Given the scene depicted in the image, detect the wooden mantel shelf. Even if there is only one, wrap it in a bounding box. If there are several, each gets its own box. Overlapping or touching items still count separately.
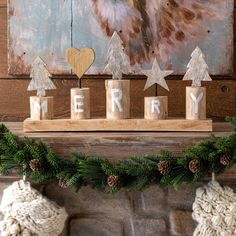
[2,122,236,179]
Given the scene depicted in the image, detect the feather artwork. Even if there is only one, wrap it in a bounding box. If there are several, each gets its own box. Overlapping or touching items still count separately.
[8,0,233,75]
[91,0,227,66]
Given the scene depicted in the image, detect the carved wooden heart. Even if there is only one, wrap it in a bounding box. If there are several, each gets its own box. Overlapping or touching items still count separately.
[66,48,95,78]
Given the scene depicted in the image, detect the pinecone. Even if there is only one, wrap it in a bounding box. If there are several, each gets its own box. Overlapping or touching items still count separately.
[189,160,201,173]
[107,175,119,188]
[59,178,68,188]
[29,159,42,172]
[157,160,171,175]
[220,153,232,166]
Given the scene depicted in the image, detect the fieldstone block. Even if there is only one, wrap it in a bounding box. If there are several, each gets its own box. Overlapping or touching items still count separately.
[131,218,167,236]
[134,186,167,216]
[169,210,196,236]
[168,183,203,208]
[70,218,123,236]
[45,183,131,215]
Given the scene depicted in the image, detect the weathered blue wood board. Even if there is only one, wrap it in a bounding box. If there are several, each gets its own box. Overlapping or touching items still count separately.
[8,0,72,75]
[8,0,234,76]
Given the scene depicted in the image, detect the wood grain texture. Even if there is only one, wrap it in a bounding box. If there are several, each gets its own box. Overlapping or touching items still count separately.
[8,0,72,75]
[144,96,168,120]
[186,87,206,120]
[71,88,90,119]
[30,96,54,120]
[105,80,130,119]
[66,48,95,78]
[23,118,212,132]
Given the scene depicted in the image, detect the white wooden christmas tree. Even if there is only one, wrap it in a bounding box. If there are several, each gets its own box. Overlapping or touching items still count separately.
[183,46,212,87]
[104,31,130,80]
[28,57,56,120]
[28,56,56,96]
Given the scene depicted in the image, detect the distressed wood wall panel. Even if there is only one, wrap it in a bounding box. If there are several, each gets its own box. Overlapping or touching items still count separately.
[8,0,72,75]
[8,0,234,75]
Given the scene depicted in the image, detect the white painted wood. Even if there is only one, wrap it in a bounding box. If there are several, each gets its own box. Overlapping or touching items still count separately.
[28,57,56,96]
[142,59,173,91]
[183,47,212,87]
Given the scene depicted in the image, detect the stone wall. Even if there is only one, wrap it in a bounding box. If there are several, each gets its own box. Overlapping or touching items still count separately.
[0,177,235,235]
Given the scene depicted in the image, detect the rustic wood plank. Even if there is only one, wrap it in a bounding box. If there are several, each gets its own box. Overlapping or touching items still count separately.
[2,121,236,179]
[0,0,6,8]
[8,0,72,75]
[4,122,232,158]
[0,7,8,77]
[66,48,95,78]
[23,118,213,132]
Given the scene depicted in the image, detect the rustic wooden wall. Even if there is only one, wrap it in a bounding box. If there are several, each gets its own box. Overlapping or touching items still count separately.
[0,0,235,121]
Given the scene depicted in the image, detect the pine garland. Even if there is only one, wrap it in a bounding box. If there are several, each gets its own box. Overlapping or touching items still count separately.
[0,117,236,194]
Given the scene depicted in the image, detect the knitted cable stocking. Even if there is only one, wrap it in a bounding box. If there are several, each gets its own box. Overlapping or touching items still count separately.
[0,180,68,236]
[192,181,236,236]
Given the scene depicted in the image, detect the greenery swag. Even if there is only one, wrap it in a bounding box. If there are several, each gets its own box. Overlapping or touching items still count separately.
[0,117,236,193]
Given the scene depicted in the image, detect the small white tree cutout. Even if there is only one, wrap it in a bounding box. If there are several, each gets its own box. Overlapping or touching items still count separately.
[28,56,56,96]
[104,31,130,80]
[183,46,212,87]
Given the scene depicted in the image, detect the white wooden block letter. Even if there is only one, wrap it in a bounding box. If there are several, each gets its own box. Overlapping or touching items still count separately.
[190,92,203,114]
[74,95,84,113]
[151,99,161,114]
[32,100,48,113]
[111,88,123,112]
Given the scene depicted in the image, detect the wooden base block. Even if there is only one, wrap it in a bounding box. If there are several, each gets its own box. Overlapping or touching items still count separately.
[186,86,206,120]
[30,96,54,120]
[106,80,130,119]
[145,96,168,120]
[23,118,213,132]
[71,87,90,119]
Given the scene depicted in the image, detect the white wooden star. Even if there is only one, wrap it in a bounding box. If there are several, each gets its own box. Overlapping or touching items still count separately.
[143,59,173,91]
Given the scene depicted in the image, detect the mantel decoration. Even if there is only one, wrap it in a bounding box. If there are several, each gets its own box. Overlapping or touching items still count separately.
[24,45,213,132]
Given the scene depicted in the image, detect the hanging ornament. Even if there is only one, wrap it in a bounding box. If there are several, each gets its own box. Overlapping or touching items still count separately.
[192,180,236,236]
[220,153,233,166]
[157,160,171,175]
[0,180,68,236]
[189,159,201,173]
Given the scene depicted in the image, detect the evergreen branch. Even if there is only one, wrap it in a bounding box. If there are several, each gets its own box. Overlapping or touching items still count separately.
[0,118,235,193]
